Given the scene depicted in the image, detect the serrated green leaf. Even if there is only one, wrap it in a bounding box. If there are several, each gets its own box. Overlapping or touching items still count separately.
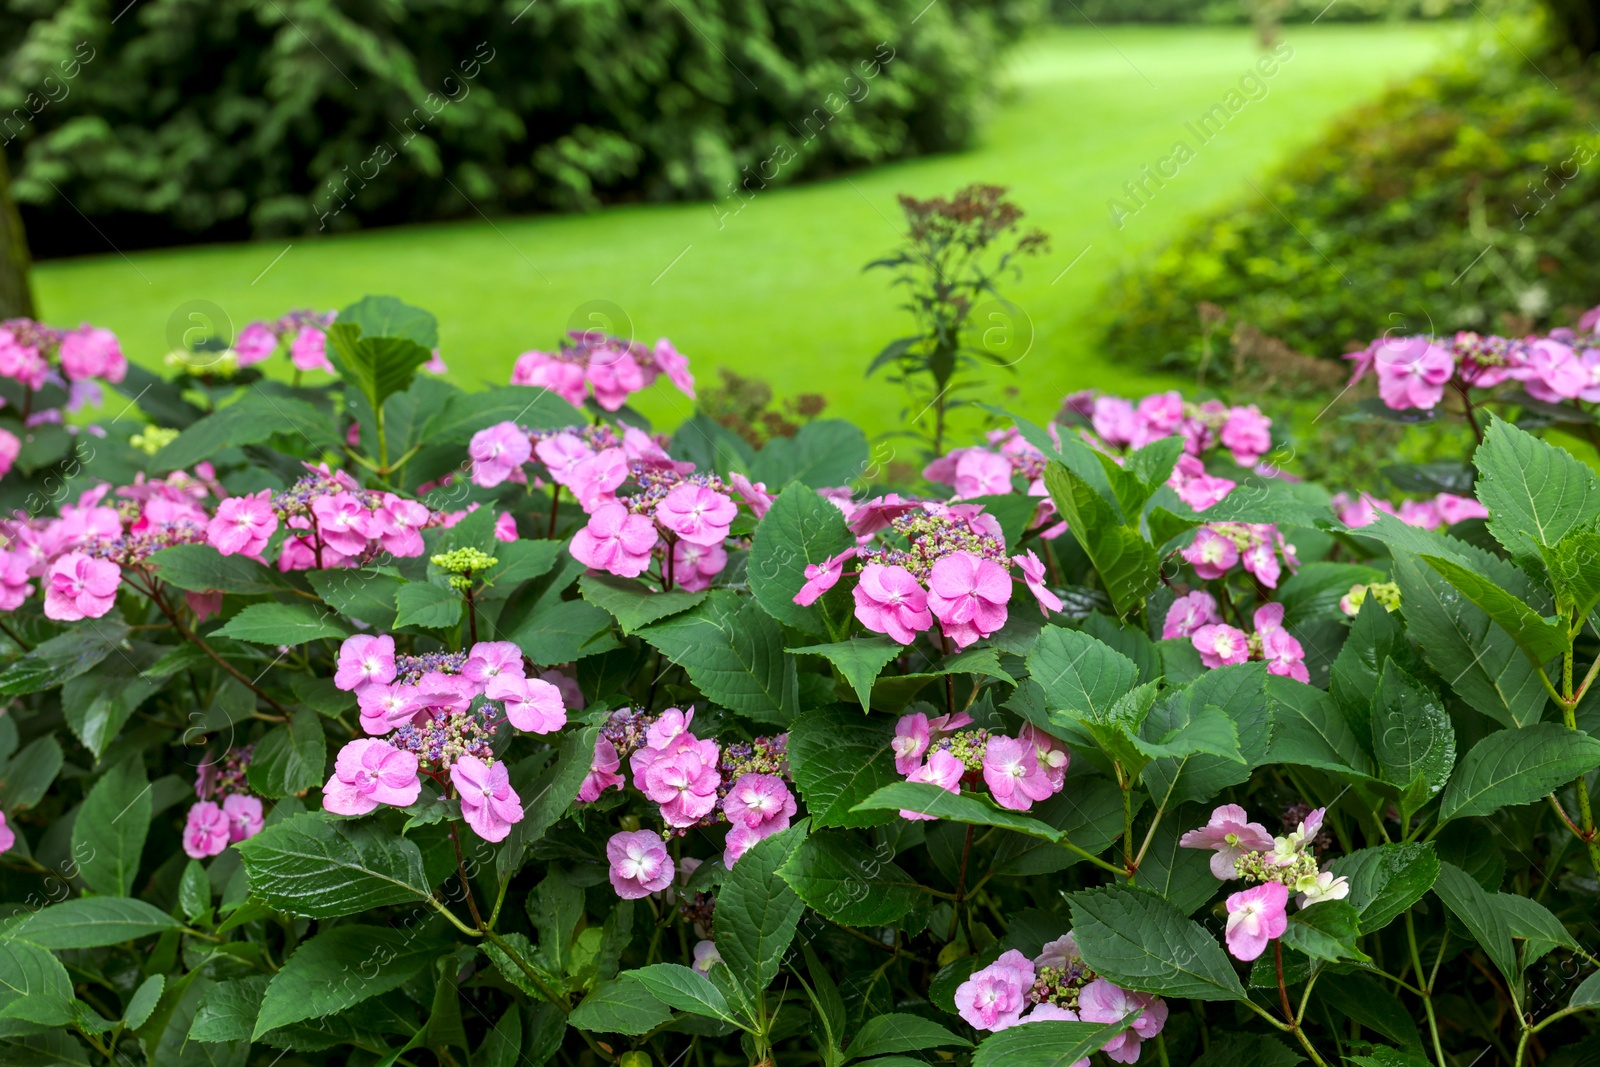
[1433,861,1516,983]
[393,581,464,630]
[579,573,706,634]
[71,756,150,897]
[253,925,446,1037]
[247,709,327,799]
[717,824,807,1005]
[1372,659,1455,818]
[1070,884,1246,1001]
[1043,460,1159,617]
[748,483,856,637]
[846,1013,970,1060]
[639,590,797,726]
[1441,722,1600,822]
[1283,901,1368,962]
[1475,415,1600,569]
[629,964,743,1026]
[789,707,898,829]
[777,830,918,926]
[9,898,181,948]
[1421,553,1567,665]
[569,976,673,1035]
[788,638,902,710]
[214,602,351,645]
[1332,842,1440,933]
[235,812,432,918]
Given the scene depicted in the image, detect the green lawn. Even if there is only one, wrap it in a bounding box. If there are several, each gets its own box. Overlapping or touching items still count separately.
[33,23,1459,438]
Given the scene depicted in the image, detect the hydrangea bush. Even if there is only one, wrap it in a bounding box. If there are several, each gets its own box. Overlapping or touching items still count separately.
[6,293,1600,1067]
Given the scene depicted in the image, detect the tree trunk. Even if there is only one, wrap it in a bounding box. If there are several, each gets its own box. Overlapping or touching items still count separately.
[0,149,35,320]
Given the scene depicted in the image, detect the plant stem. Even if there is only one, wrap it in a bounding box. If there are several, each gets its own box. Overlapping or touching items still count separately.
[1275,940,1293,1023]
[547,484,561,539]
[449,824,484,930]
[147,582,290,718]
[1406,911,1449,1067]
[1556,648,1600,883]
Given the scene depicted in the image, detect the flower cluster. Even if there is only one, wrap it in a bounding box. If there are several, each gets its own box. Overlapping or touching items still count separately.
[955,934,1168,1062]
[1163,597,1308,682]
[921,427,1068,538]
[1339,581,1401,616]
[231,310,338,373]
[262,466,443,570]
[510,331,695,411]
[323,635,578,842]
[1064,389,1275,467]
[1349,312,1600,411]
[1331,491,1488,530]
[0,319,127,478]
[890,711,1068,815]
[584,706,796,881]
[183,746,266,859]
[797,499,1060,649]
[569,466,748,589]
[1180,804,1348,961]
[1179,522,1299,589]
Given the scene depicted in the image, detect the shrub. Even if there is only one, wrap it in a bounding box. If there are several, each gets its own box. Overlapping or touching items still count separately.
[1097,23,1600,376]
[1053,0,1477,22]
[0,0,1034,255]
[10,288,1600,1065]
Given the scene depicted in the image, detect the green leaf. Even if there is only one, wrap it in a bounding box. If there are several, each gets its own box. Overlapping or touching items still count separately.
[1441,723,1600,822]
[0,735,63,812]
[61,652,165,760]
[326,324,432,414]
[1282,901,1368,962]
[1142,663,1273,808]
[639,590,797,726]
[789,707,898,829]
[0,936,73,1025]
[336,295,439,348]
[497,725,600,884]
[1475,415,1600,569]
[778,830,918,926]
[71,756,151,897]
[1332,843,1440,933]
[124,975,164,1030]
[214,602,351,645]
[506,597,621,666]
[1070,884,1247,1001]
[1134,806,1222,915]
[1133,702,1242,763]
[1319,973,1425,1054]
[569,976,673,1035]
[146,544,286,595]
[236,812,433,918]
[717,824,807,1005]
[246,709,327,799]
[393,581,464,630]
[788,638,903,710]
[748,483,856,637]
[853,782,1063,843]
[579,574,706,634]
[253,925,446,1037]
[0,621,128,696]
[1432,861,1516,983]
[1372,660,1456,818]
[1572,969,1600,1008]
[846,1013,970,1060]
[628,964,743,1026]
[970,1019,1133,1067]
[307,569,405,628]
[992,776,1125,877]
[1267,674,1375,778]
[179,859,211,922]
[750,419,869,490]
[150,393,343,472]
[9,898,181,948]
[1538,526,1600,621]
[478,539,565,600]
[1026,626,1139,726]
[1420,554,1568,665]
[1043,460,1159,617]
[1493,893,1578,967]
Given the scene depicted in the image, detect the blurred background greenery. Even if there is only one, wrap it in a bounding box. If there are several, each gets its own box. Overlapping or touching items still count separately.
[3,0,1597,438]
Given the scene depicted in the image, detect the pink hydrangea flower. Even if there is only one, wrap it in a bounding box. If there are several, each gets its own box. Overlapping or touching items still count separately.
[463,641,525,686]
[723,773,797,866]
[586,348,645,410]
[357,683,415,735]
[1012,550,1062,616]
[983,735,1057,811]
[653,339,696,397]
[926,552,1011,649]
[1219,405,1272,466]
[1396,499,1442,530]
[512,351,587,406]
[567,448,629,511]
[794,547,856,606]
[59,326,127,382]
[579,737,625,802]
[1241,538,1282,588]
[1179,803,1276,879]
[1261,627,1309,683]
[335,634,396,692]
[535,431,594,485]
[1182,527,1238,579]
[183,802,231,858]
[1019,724,1070,792]
[1162,590,1219,640]
[1225,881,1289,961]
[312,492,374,555]
[951,449,1015,498]
[1191,623,1250,669]
[892,712,932,775]
[1518,338,1585,402]
[373,495,430,557]
[1434,493,1487,525]
[1077,979,1169,1064]
[1168,453,1235,510]
[1375,337,1454,410]
[468,422,533,488]
[571,502,658,578]
[727,472,773,518]
[452,755,525,842]
[44,551,120,621]
[0,550,32,612]
[489,676,568,734]
[208,490,278,557]
[0,810,13,854]
[607,829,675,899]
[223,794,265,842]
[232,323,278,368]
[954,950,1035,1031]
[641,745,721,828]
[900,750,965,821]
[324,739,422,816]
[655,484,737,546]
[1091,396,1138,448]
[854,563,934,645]
[672,540,728,592]
[0,428,18,479]
[291,326,332,372]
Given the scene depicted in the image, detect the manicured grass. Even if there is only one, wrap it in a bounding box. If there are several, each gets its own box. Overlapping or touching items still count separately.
[33,23,1460,438]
